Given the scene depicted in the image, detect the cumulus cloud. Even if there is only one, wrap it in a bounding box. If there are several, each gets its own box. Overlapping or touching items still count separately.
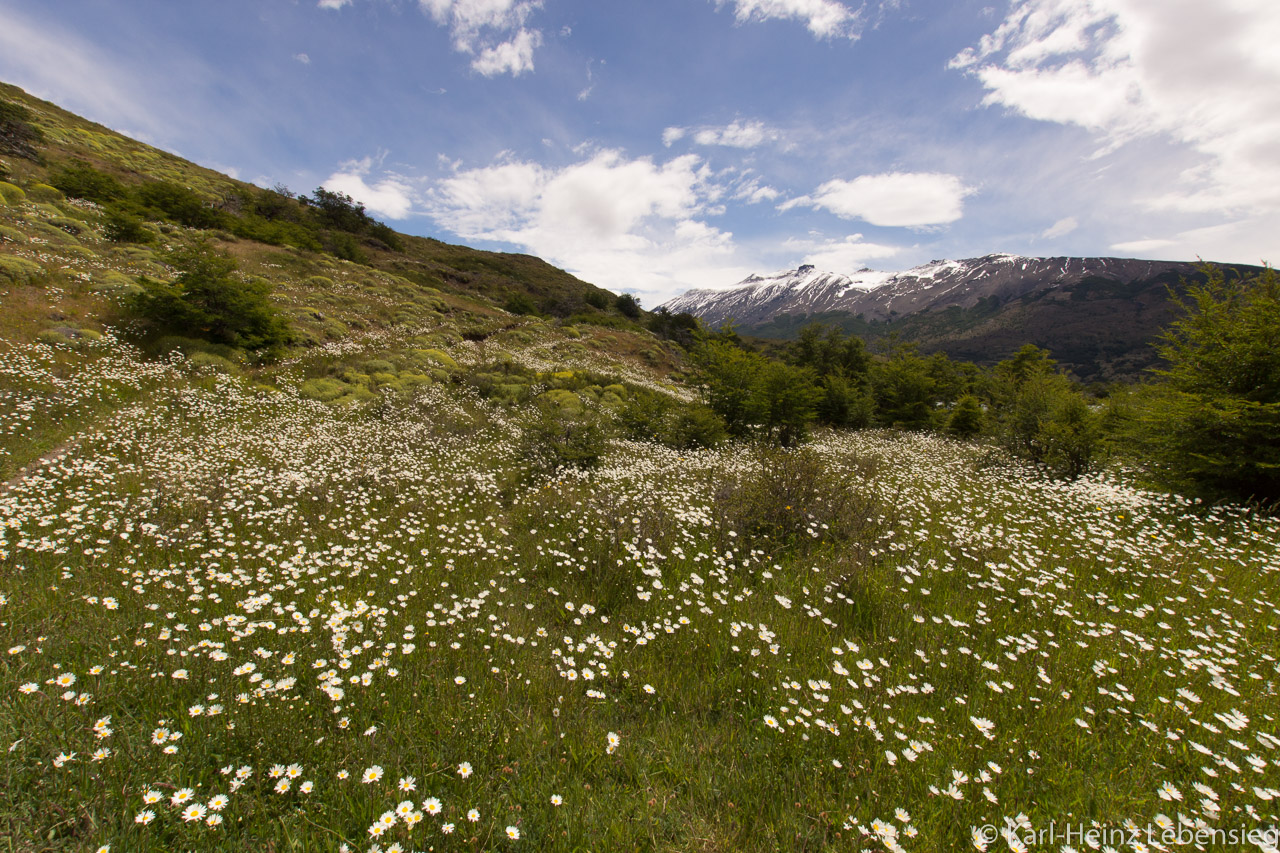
[426,150,742,302]
[782,234,901,271]
[324,158,416,220]
[952,0,1280,216]
[418,0,544,75]
[783,172,972,227]
[317,0,352,8]
[715,0,863,39]
[662,127,687,147]
[471,28,541,76]
[1041,216,1078,239]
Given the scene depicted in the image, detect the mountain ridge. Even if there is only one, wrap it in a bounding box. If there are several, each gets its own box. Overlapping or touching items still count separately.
[660,253,1268,381]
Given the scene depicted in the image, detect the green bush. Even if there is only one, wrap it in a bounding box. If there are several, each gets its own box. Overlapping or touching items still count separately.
[519,401,610,475]
[49,162,126,204]
[299,377,350,402]
[103,207,154,243]
[0,180,26,205]
[0,99,44,160]
[710,445,883,555]
[0,255,43,285]
[988,347,1101,478]
[947,394,985,439]
[131,241,291,355]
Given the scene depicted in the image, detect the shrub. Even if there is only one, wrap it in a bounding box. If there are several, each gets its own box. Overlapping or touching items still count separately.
[132,241,291,355]
[50,162,126,204]
[710,445,882,555]
[504,293,539,316]
[664,403,728,450]
[103,207,153,243]
[0,255,43,285]
[0,180,26,205]
[518,401,610,475]
[0,99,44,160]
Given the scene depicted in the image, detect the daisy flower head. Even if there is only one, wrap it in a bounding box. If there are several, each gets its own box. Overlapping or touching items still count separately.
[171,788,195,806]
[362,765,384,784]
[181,803,207,822]
[398,775,416,792]
[423,797,442,815]
[135,810,155,825]
[506,825,521,840]
[467,808,480,822]
[550,794,562,806]
[457,761,473,778]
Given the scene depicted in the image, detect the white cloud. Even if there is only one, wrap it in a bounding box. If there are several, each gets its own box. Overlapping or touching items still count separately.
[1109,237,1174,253]
[1109,216,1276,264]
[1041,216,1078,239]
[426,150,743,302]
[715,0,863,39]
[692,119,779,149]
[953,0,1280,216]
[782,234,901,271]
[324,159,416,220]
[0,8,163,140]
[317,0,352,8]
[784,172,972,227]
[662,127,687,147]
[733,177,781,205]
[471,28,540,76]
[418,0,543,74]
[293,53,312,64]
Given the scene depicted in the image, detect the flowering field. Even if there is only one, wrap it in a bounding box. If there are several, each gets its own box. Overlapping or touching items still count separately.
[3,335,1280,852]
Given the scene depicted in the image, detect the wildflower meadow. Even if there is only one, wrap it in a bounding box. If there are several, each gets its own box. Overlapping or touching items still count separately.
[2,330,1279,852]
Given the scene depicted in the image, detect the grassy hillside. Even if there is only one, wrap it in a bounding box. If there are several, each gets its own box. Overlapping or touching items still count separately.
[2,86,1280,852]
[0,81,658,343]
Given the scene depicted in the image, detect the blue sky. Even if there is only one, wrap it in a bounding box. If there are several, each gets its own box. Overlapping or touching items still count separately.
[1,0,1276,305]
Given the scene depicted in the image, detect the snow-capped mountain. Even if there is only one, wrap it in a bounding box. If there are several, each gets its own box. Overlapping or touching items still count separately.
[659,254,1195,329]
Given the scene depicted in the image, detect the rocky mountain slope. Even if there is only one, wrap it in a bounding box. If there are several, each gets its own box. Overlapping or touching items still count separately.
[662,254,1267,381]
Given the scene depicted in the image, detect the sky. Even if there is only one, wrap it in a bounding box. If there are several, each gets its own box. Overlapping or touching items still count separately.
[0,0,1276,306]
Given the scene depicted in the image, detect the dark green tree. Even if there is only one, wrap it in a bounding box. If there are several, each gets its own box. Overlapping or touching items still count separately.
[615,293,642,319]
[132,241,291,354]
[947,394,985,439]
[1126,264,1280,503]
